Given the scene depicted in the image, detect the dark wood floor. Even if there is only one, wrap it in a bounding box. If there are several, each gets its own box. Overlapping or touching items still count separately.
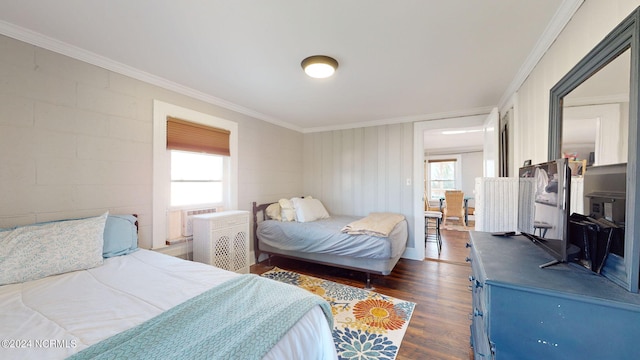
[250,229,474,360]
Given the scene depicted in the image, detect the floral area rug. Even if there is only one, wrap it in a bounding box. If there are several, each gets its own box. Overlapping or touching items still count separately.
[261,267,416,360]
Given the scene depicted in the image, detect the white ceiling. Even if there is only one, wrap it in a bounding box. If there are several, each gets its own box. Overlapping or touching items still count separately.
[0,0,575,132]
[424,125,486,153]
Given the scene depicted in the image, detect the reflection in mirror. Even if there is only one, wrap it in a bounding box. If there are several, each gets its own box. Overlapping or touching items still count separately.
[562,50,630,274]
[562,49,630,167]
[547,8,640,292]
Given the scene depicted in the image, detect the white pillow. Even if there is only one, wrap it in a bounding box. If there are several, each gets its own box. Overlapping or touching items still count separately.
[278,198,296,222]
[292,198,330,222]
[0,212,108,285]
[265,203,282,221]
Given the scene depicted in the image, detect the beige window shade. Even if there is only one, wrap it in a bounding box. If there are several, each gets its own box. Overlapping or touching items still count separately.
[166,116,230,156]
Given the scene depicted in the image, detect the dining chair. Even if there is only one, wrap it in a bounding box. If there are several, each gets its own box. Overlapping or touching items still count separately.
[443,190,466,226]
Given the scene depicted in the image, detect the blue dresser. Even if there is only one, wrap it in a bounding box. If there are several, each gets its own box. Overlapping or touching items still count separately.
[468,231,640,359]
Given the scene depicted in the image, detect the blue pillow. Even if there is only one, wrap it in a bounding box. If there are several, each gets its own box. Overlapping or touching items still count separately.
[103,214,139,258]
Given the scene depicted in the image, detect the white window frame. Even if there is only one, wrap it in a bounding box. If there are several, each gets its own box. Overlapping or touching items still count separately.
[152,100,238,249]
[427,154,462,200]
[169,150,226,208]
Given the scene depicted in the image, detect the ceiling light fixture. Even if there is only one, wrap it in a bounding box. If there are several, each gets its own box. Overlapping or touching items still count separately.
[301,55,338,78]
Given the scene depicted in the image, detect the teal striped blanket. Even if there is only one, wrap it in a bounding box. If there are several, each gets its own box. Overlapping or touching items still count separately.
[69,274,333,360]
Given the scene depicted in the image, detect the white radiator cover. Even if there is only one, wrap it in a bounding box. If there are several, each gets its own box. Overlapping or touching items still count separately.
[192,210,250,274]
[474,177,519,232]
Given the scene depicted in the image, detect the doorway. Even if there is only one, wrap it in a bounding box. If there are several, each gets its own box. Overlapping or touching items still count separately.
[413,115,486,260]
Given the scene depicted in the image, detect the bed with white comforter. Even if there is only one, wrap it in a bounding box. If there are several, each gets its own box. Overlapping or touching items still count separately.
[0,213,336,360]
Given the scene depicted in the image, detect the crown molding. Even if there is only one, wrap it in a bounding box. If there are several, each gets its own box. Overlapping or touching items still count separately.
[0,20,303,133]
[497,0,585,109]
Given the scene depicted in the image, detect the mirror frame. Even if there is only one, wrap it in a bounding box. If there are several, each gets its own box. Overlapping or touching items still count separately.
[549,7,640,292]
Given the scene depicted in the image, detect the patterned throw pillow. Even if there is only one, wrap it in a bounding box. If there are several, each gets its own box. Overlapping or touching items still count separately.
[0,212,108,285]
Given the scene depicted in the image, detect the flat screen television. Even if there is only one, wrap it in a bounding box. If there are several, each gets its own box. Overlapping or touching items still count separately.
[517,158,579,268]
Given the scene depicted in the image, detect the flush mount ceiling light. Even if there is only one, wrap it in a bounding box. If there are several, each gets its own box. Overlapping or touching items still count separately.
[301,55,338,78]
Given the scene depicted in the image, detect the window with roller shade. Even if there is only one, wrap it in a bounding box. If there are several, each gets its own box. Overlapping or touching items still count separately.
[152,100,239,249]
[167,117,230,207]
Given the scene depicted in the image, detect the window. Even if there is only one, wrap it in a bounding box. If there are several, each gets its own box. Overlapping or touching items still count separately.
[153,100,238,249]
[427,156,461,200]
[170,151,224,207]
[166,116,231,209]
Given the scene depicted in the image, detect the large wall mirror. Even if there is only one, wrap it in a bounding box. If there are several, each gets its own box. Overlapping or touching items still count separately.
[549,7,640,292]
[562,49,629,166]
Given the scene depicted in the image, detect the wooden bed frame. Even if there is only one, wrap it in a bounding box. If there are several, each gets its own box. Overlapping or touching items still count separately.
[252,201,405,289]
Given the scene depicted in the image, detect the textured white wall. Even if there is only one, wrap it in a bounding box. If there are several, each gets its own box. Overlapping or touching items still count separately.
[0,34,303,250]
[514,0,640,164]
[302,124,415,249]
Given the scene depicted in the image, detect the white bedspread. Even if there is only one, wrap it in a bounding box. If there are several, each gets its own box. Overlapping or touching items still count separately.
[0,249,337,360]
[341,212,406,237]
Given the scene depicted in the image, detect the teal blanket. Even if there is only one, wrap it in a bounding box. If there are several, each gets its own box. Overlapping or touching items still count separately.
[68,274,333,360]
